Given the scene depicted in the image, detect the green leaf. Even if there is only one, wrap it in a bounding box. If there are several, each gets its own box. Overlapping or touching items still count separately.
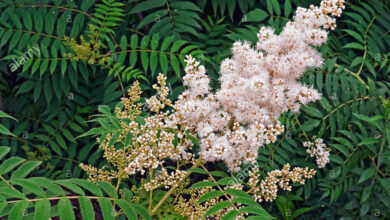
[300,119,321,132]
[204,201,231,217]
[55,180,85,195]
[71,179,103,197]
[379,178,390,195]
[197,191,224,203]
[31,59,41,75]
[17,32,30,50]
[0,111,17,121]
[44,78,53,103]
[301,106,324,118]
[8,200,28,220]
[270,0,281,15]
[81,0,95,11]
[0,124,16,137]
[266,0,273,15]
[190,181,216,189]
[239,206,274,219]
[8,31,22,52]
[246,9,268,22]
[341,29,364,43]
[8,12,22,29]
[22,58,33,73]
[352,113,383,123]
[358,168,376,184]
[30,177,66,195]
[210,171,228,177]
[79,196,95,220]
[290,207,313,219]
[98,105,111,114]
[161,36,174,51]
[151,33,159,50]
[361,186,371,203]
[343,42,365,50]
[232,197,260,207]
[224,189,251,198]
[357,137,380,146]
[221,210,240,220]
[33,80,42,103]
[45,13,55,35]
[0,157,25,175]
[11,160,41,179]
[120,35,127,51]
[0,187,26,199]
[0,30,12,47]
[34,199,51,220]
[59,198,75,220]
[170,54,180,79]
[160,53,168,73]
[115,199,137,220]
[122,188,133,202]
[217,177,236,185]
[188,167,208,174]
[11,179,45,197]
[171,40,187,53]
[34,11,43,32]
[130,203,152,220]
[98,197,114,220]
[0,146,10,160]
[56,135,67,150]
[96,181,118,199]
[284,0,292,17]
[170,1,202,11]
[150,51,157,76]
[16,81,35,95]
[22,12,32,30]
[141,51,148,73]
[129,0,165,14]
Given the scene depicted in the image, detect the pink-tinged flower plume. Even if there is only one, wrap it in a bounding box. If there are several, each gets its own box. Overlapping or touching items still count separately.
[174,0,344,171]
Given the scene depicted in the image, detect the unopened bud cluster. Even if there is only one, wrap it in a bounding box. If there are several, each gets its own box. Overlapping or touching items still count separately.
[144,168,188,191]
[248,164,316,202]
[80,74,194,183]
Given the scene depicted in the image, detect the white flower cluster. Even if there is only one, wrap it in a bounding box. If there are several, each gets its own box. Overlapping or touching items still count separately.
[173,0,344,171]
[303,137,331,168]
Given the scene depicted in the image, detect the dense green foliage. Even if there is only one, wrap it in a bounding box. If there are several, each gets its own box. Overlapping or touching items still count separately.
[0,0,389,219]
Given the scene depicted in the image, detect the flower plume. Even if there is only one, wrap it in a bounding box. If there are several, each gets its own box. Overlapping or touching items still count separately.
[174,0,345,171]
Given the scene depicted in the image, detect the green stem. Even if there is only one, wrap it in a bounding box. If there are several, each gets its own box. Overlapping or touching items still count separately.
[371,117,389,186]
[333,64,368,89]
